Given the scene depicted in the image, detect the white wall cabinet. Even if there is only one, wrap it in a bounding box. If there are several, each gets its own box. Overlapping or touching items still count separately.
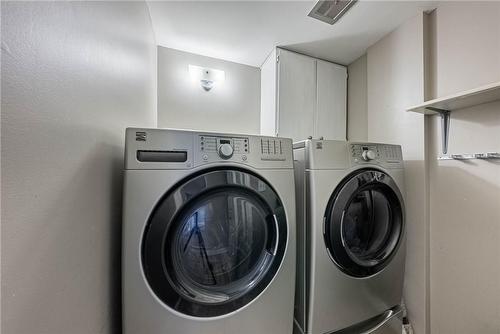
[260,48,347,142]
[277,49,317,142]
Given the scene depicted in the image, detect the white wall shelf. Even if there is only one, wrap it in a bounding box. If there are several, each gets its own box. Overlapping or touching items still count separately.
[407,81,500,115]
[438,152,500,161]
[406,81,500,156]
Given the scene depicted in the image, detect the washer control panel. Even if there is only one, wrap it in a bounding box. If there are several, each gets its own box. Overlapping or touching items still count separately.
[260,138,286,161]
[200,135,249,160]
[125,128,293,170]
[198,135,290,164]
[350,143,403,166]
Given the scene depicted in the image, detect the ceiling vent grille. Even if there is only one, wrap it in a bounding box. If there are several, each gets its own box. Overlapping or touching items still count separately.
[308,0,357,25]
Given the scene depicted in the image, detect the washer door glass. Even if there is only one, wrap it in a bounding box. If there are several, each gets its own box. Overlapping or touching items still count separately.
[170,188,273,303]
[142,169,287,317]
[324,169,404,277]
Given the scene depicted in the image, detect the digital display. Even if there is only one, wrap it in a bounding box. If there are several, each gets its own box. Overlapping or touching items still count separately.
[220,139,230,144]
[362,146,369,150]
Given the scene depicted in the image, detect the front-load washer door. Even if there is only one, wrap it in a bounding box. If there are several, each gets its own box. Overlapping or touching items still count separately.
[142,168,288,317]
[323,169,405,278]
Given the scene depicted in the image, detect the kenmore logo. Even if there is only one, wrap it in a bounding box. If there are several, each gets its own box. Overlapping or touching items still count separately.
[136,131,146,141]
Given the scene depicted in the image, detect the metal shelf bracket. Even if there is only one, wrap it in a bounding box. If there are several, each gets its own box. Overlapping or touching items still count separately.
[426,107,450,154]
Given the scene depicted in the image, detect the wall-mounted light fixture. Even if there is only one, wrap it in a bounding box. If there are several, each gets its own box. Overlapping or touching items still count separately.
[188,65,225,91]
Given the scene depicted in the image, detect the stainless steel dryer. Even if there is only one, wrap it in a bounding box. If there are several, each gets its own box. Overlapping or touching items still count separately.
[122,128,296,334]
[293,140,406,334]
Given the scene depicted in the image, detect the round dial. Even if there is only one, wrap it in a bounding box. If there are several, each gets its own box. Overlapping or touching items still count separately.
[218,143,234,159]
[362,150,376,161]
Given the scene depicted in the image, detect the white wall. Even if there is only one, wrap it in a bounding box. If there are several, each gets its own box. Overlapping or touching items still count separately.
[366,13,429,334]
[157,46,261,134]
[428,3,500,334]
[347,54,367,141]
[351,3,500,333]
[1,2,156,333]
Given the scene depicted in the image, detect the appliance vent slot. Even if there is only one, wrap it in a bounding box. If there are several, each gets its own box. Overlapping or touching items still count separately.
[308,0,357,25]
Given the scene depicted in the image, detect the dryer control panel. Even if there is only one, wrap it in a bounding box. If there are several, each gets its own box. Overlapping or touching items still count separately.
[350,143,403,168]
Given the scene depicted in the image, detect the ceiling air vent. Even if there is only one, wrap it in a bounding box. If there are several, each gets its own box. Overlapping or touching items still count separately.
[308,0,357,25]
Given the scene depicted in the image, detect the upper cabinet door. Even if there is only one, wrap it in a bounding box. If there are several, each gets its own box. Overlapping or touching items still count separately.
[316,60,347,141]
[260,49,277,137]
[277,49,316,142]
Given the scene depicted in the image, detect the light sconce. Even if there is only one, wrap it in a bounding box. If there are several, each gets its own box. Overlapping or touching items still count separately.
[188,65,225,91]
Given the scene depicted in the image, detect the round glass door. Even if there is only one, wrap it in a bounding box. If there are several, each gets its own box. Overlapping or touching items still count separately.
[142,169,287,317]
[324,169,404,277]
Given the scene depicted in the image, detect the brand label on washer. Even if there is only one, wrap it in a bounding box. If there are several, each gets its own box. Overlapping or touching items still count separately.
[136,131,146,141]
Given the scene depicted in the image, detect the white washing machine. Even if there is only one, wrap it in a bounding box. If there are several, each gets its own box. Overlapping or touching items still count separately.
[293,140,406,334]
[122,128,296,334]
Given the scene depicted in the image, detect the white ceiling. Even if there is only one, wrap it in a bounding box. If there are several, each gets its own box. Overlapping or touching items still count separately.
[147,1,437,67]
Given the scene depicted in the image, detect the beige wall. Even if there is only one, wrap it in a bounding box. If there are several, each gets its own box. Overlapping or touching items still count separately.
[430,2,500,98]
[366,13,429,334]
[347,54,367,141]
[350,2,500,333]
[1,2,157,333]
[428,3,500,334]
[157,46,261,134]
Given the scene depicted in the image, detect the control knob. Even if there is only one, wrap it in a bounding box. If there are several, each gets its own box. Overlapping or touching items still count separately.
[218,143,234,159]
[362,150,376,161]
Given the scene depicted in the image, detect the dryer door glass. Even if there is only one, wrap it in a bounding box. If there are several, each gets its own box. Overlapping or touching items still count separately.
[324,169,404,277]
[342,188,393,265]
[142,169,287,317]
